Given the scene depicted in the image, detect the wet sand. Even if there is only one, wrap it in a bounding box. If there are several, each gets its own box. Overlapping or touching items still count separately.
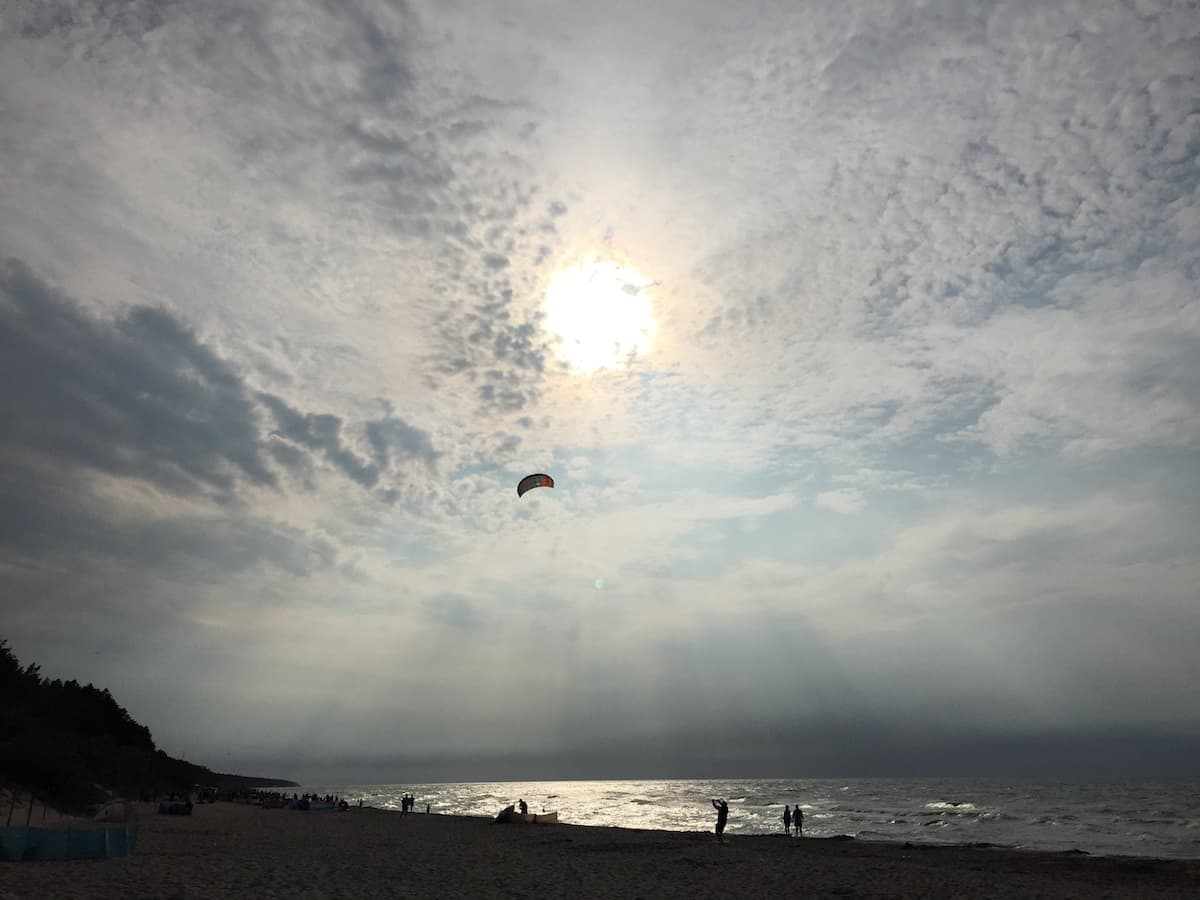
[1,801,1197,899]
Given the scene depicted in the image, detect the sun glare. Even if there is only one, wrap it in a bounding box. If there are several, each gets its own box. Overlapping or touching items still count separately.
[542,257,656,373]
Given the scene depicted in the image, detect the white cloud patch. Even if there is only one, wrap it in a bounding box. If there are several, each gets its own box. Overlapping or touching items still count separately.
[816,489,866,514]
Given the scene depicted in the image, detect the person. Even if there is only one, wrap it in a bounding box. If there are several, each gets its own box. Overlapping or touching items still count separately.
[711,798,729,843]
[783,804,792,836]
[518,799,528,816]
[795,805,803,836]
[426,803,430,814]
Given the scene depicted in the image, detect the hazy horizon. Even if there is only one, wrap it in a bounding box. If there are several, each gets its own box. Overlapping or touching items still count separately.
[2,1,1197,782]
[231,723,1200,785]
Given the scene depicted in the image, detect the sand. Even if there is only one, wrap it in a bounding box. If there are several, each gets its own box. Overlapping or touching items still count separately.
[1,801,1197,899]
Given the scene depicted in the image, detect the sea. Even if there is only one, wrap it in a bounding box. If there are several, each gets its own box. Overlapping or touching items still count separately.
[285,778,1200,859]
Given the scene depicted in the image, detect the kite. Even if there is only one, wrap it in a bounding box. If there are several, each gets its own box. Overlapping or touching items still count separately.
[517,473,554,498]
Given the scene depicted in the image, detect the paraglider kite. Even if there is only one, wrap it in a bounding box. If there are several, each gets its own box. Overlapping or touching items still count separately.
[517,473,554,498]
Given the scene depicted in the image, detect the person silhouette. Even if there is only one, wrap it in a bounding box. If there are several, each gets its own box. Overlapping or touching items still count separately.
[518,799,528,816]
[711,798,729,843]
[795,804,804,836]
[784,804,792,835]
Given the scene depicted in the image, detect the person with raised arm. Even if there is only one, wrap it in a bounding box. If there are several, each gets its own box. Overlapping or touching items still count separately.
[711,798,729,843]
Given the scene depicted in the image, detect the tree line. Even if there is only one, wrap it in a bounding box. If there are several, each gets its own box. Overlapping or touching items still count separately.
[1,639,295,814]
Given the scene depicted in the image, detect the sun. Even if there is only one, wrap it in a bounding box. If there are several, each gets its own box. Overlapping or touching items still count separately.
[542,257,657,373]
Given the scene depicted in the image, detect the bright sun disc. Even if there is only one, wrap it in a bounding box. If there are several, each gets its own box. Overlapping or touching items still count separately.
[542,258,656,373]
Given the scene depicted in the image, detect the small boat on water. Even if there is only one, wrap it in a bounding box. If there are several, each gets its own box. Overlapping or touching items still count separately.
[494,805,558,824]
[515,811,558,824]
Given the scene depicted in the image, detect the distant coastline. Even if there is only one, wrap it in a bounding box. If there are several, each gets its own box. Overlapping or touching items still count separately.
[195,773,301,790]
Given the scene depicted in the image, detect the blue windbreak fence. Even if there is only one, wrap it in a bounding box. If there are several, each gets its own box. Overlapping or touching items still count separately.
[0,824,138,861]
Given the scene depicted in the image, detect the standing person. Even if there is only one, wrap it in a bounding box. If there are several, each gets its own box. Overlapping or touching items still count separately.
[795,804,803,836]
[783,804,792,836]
[711,798,729,844]
[518,799,528,816]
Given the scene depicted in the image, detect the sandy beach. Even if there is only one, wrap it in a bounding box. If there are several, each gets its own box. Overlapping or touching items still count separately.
[1,801,1197,899]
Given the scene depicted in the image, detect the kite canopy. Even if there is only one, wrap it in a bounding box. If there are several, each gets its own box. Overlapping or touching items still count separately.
[517,473,554,497]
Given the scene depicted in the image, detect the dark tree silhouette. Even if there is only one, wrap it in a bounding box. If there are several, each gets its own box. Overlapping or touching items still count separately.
[1,639,294,813]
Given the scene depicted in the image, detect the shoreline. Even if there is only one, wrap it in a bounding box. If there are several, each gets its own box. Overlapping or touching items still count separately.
[1,801,1196,899]
[359,803,1189,862]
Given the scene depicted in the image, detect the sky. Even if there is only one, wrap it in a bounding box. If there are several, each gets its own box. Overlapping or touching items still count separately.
[1,0,1198,782]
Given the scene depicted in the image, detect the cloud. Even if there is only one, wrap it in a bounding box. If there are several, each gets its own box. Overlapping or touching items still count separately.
[0,258,440,585]
[596,0,1200,473]
[815,489,865,514]
[258,392,438,496]
[365,415,439,470]
[945,267,1200,457]
[260,393,379,488]
[0,258,275,500]
[422,593,482,631]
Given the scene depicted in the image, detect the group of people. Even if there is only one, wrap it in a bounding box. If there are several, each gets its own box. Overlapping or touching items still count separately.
[783,803,804,836]
[708,798,804,843]
[398,793,431,815]
[304,793,341,804]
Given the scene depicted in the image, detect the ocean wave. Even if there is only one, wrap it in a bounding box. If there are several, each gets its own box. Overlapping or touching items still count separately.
[284,778,1200,859]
